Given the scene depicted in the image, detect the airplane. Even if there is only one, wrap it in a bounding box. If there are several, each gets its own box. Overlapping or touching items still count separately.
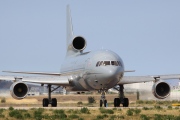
[1,5,180,107]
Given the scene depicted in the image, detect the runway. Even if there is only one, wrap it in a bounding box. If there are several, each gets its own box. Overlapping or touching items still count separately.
[0,106,151,110]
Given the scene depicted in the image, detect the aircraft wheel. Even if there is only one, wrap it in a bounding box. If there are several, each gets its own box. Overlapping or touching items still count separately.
[104,100,107,107]
[123,98,129,107]
[51,98,57,107]
[43,98,49,107]
[114,98,120,107]
[114,98,117,107]
[100,100,103,107]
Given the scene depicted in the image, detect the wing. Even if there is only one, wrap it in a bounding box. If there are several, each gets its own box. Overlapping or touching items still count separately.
[118,74,180,84]
[0,69,84,86]
[0,75,17,81]
[2,70,83,76]
[3,71,61,76]
[0,75,70,86]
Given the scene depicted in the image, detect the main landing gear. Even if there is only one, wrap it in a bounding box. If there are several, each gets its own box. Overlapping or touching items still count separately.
[99,85,129,107]
[42,85,60,107]
[114,85,129,107]
[100,90,107,107]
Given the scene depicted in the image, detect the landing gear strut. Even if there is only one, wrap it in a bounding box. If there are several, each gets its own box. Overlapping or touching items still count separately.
[42,85,60,107]
[100,90,107,107]
[114,85,129,107]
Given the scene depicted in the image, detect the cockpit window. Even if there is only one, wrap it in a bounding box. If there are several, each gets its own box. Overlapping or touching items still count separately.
[111,61,118,66]
[103,61,110,66]
[111,61,115,65]
[96,61,122,67]
[96,61,100,67]
[117,61,122,66]
[99,61,104,66]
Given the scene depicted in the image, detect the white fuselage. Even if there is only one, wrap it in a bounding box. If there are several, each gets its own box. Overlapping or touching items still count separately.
[61,49,124,91]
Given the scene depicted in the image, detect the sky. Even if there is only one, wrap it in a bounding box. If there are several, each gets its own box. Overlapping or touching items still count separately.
[0,1,180,77]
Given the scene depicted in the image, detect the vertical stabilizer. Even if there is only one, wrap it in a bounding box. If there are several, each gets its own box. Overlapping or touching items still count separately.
[66,5,74,48]
[66,5,87,57]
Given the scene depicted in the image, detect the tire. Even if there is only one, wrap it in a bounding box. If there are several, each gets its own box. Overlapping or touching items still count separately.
[114,98,117,107]
[117,98,120,107]
[114,98,120,107]
[104,100,107,107]
[43,98,49,107]
[51,98,57,107]
[123,98,129,107]
[100,100,103,107]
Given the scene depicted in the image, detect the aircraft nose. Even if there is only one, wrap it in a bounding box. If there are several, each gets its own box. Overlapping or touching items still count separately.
[104,67,121,78]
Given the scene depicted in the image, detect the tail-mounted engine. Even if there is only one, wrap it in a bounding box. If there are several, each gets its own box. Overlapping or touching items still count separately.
[152,81,170,99]
[70,36,86,52]
[10,81,29,100]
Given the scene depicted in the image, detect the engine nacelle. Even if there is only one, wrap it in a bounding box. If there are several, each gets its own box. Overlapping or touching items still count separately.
[10,82,29,100]
[152,81,170,99]
[72,36,86,51]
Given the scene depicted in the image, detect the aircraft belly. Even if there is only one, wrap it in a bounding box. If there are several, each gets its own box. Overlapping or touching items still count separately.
[67,73,121,91]
[66,74,92,91]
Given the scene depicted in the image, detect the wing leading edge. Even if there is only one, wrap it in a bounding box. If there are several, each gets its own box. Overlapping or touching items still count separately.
[3,71,61,76]
[2,69,86,76]
[21,76,69,86]
[0,75,70,86]
[118,74,180,84]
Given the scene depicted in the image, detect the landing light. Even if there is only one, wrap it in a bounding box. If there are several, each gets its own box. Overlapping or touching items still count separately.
[94,80,98,83]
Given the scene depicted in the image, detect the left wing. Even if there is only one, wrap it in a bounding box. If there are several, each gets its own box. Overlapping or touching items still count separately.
[118,74,180,84]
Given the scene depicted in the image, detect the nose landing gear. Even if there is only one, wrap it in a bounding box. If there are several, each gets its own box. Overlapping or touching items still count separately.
[100,90,107,107]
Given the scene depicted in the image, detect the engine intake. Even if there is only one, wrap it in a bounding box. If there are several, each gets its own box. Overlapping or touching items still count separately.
[152,81,170,99]
[72,36,86,51]
[10,82,29,100]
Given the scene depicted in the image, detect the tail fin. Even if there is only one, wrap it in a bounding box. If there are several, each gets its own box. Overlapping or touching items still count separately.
[66,5,87,56]
[66,5,73,48]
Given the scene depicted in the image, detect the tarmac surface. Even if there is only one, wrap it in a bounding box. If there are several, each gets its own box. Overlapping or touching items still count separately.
[0,106,155,110]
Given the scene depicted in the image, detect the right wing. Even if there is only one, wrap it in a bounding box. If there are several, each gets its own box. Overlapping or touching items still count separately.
[0,75,70,86]
[22,76,70,86]
[2,71,61,76]
[2,70,84,76]
[0,75,17,81]
[0,70,83,86]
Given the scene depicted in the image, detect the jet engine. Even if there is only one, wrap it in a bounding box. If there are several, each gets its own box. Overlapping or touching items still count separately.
[152,81,170,99]
[10,81,29,100]
[72,36,86,51]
